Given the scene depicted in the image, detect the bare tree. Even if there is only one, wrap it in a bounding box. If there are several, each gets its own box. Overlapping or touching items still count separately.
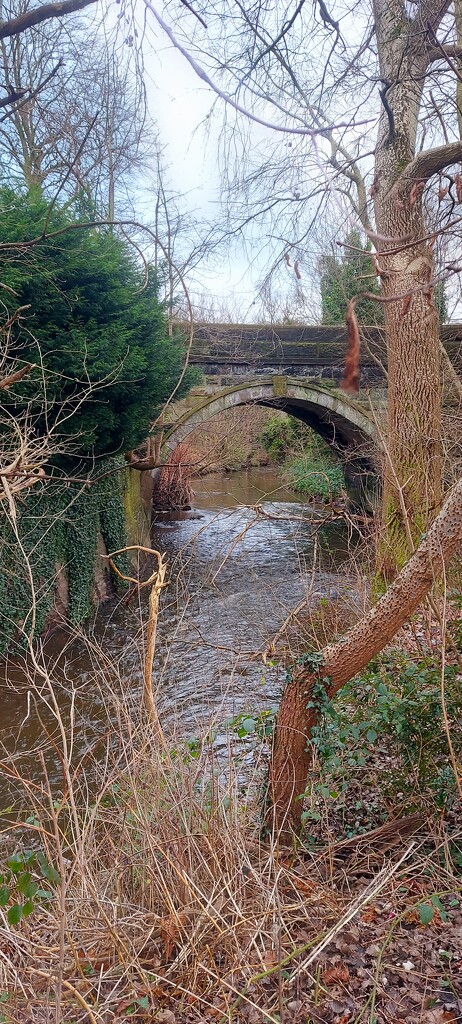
[151,0,462,572]
[0,0,155,216]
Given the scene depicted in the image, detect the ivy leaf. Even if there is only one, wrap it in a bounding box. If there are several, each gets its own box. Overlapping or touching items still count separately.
[430,895,447,922]
[35,888,53,900]
[0,886,10,907]
[7,904,23,925]
[16,872,31,895]
[418,903,434,925]
[20,880,38,901]
[6,854,24,875]
[36,853,61,884]
[241,718,256,735]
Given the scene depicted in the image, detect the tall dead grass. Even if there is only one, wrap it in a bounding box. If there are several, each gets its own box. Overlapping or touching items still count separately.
[0,658,344,1023]
[1,640,460,1024]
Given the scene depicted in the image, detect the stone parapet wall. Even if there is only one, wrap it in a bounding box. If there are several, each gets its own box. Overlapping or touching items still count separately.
[175,321,462,378]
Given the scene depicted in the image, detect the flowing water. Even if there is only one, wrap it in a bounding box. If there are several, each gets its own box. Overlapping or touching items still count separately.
[0,468,355,806]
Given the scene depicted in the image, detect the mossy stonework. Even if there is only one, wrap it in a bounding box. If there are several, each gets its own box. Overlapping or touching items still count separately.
[163,377,379,494]
[0,459,130,653]
[123,467,152,546]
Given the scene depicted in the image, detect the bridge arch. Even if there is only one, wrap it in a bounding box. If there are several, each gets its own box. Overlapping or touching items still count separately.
[162,377,380,491]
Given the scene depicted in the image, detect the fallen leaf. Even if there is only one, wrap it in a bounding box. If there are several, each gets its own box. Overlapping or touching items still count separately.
[323,962,350,985]
[159,912,187,961]
[361,906,379,923]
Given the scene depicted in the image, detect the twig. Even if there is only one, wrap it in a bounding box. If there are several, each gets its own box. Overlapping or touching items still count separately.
[106,546,169,749]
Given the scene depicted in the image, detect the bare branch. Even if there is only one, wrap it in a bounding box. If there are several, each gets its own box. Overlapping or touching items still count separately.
[0,0,98,40]
[142,0,373,139]
[394,141,462,191]
[0,362,33,390]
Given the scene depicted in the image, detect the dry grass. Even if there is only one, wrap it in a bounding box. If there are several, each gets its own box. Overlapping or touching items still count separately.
[0,671,344,1023]
[1,657,461,1024]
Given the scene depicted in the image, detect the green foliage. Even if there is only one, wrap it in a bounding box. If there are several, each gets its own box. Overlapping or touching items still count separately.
[303,653,462,838]
[0,187,195,460]
[320,228,447,325]
[417,897,448,926]
[0,461,129,651]
[320,229,383,325]
[226,708,275,741]
[285,450,345,501]
[258,415,300,461]
[0,848,60,927]
[434,280,448,323]
[259,417,346,500]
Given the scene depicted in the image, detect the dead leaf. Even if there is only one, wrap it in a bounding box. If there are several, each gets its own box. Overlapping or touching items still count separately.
[263,947,278,968]
[361,906,379,923]
[341,298,360,395]
[157,1011,176,1024]
[159,912,187,961]
[323,962,350,985]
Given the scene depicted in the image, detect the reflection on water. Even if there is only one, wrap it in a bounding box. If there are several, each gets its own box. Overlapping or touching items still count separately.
[0,468,354,803]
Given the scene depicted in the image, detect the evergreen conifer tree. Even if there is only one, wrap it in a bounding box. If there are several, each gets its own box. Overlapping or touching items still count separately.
[0,188,194,462]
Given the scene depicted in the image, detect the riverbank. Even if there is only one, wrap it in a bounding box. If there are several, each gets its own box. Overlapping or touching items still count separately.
[2,633,461,1024]
[1,468,461,1022]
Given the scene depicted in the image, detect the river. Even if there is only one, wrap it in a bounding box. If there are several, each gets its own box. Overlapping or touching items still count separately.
[0,467,354,806]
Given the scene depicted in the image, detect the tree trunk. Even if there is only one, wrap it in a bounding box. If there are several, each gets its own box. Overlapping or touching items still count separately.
[269,476,462,833]
[377,210,442,576]
[372,0,443,575]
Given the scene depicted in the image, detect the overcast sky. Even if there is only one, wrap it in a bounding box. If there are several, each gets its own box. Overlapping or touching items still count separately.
[138,17,259,315]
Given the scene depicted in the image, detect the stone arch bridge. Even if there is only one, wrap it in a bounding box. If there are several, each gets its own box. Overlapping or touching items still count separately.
[160,375,380,492]
[146,322,461,492]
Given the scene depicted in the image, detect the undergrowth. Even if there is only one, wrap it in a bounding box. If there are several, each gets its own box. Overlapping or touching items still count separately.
[299,651,462,844]
[0,637,461,1023]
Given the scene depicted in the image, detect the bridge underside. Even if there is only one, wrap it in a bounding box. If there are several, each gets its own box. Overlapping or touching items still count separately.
[162,378,381,497]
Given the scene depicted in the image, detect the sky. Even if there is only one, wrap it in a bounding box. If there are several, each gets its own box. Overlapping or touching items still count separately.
[124,4,325,322]
[140,15,263,316]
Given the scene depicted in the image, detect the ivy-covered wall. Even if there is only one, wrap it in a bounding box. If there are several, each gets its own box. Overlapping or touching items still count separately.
[0,460,130,653]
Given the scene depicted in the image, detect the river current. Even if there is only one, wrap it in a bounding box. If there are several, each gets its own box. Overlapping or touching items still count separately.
[0,467,353,804]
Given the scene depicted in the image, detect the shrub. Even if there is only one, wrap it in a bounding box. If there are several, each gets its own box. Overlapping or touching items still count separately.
[285,454,345,500]
[0,187,195,461]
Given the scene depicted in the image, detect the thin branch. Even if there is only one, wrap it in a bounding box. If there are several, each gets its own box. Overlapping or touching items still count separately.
[142,0,374,138]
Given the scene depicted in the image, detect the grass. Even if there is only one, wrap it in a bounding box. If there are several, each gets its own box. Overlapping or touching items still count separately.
[284,456,345,501]
[0,666,343,1022]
